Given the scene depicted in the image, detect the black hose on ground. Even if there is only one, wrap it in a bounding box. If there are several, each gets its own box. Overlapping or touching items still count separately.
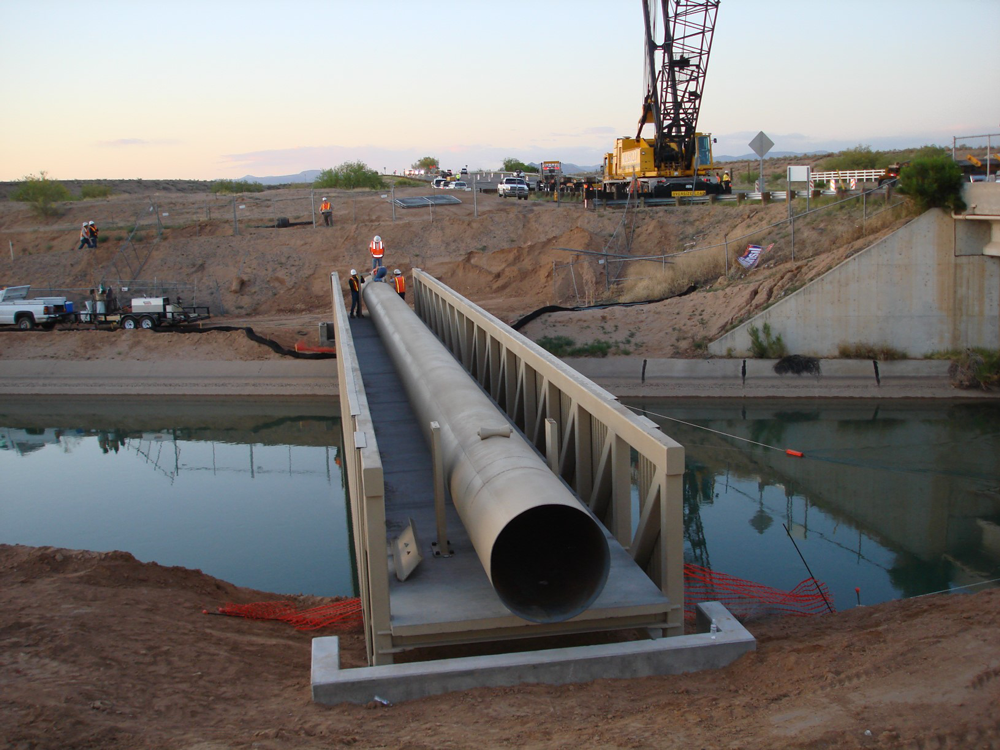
[150,325,336,359]
[509,284,698,331]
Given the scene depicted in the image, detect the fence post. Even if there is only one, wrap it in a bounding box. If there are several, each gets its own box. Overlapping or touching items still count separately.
[232,196,239,236]
[391,185,396,222]
[311,190,316,228]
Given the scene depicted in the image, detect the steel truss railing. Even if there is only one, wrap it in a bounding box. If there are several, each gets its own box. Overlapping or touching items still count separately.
[330,272,389,666]
[412,269,686,634]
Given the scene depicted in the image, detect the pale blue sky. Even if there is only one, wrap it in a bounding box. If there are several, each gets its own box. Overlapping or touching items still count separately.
[1,0,997,180]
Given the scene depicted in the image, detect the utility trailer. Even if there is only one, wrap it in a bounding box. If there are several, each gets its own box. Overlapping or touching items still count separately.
[79,295,210,330]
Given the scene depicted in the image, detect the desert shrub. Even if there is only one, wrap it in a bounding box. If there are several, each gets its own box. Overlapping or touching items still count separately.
[314,162,384,190]
[619,249,724,303]
[817,145,880,172]
[897,155,965,212]
[80,184,113,199]
[391,177,424,188]
[774,355,821,375]
[10,172,71,216]
[837,342,907,360]
[211,180,265,194]
[535,335,629,358]
[748,322,787,358]
[946,348,1000,390]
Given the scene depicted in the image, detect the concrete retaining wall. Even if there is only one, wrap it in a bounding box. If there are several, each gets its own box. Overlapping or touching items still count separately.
[709,202,1000,358]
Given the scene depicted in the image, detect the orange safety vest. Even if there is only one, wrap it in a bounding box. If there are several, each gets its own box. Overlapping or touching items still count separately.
[349,275,362,293]
[369,239,384,258]
[320,200,331,212]
[393,275,406,294]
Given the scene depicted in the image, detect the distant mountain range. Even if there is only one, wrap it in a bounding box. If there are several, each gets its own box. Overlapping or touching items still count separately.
[527,162,601,175]
[238,170,322,185]
[715,150,832,163]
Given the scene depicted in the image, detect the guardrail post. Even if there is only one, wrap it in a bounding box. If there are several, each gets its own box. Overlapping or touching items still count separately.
[761,191,771,205]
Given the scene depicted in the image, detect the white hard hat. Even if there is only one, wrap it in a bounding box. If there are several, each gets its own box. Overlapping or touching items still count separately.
[322,197,327,200]
[82,221,88,226]
[350,269,357,276]
[394,269,401,275]
[88,220,95,225]
[374,235,381,242]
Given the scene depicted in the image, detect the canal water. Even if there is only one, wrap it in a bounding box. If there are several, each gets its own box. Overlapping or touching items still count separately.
[3,397,999,611]
[625,398,1000,610]
[0,397,353,597]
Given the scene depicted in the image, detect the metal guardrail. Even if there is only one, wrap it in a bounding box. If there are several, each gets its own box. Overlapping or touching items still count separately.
[412,269,686,634]
[329,272,389,666]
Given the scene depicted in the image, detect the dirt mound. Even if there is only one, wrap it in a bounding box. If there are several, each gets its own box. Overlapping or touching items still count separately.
[1,183,915,358]
[2,542,998,749]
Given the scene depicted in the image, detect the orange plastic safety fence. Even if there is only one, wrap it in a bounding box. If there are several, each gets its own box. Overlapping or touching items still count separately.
[684,563,834,622]
[215,598,363,632]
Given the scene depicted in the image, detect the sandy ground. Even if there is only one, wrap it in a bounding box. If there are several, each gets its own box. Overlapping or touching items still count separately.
[2,544,999,750]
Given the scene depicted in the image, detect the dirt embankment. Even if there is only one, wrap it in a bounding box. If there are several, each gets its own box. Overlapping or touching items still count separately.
[1,180,913,358]
[2,544,998,749]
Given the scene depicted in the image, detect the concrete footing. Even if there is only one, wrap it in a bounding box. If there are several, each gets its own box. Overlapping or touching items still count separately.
[312,602,754,705]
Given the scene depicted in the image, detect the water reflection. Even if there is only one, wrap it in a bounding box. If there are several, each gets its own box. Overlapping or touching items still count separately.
[628,399,1000,608]
[0,398,353,598]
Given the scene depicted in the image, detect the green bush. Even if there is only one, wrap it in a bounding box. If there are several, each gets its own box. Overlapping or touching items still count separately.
[747,322,787,358]
[897,155,966,212]
[211,180,265,194]
[10,172,71,217]
[391,177,423,188]
[80,184,113,199]
[502,158,538,174]
[314,162,384,190]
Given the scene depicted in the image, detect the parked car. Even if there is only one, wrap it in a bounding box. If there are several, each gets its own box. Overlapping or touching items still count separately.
[447,181,469,190]
[431,177,448,189]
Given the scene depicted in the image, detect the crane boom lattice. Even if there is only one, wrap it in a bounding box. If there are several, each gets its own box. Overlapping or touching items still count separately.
[639,0,720,168]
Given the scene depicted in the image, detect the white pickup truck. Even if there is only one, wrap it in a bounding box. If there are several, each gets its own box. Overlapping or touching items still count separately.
[0,285,74,329]
[497,176,530,200]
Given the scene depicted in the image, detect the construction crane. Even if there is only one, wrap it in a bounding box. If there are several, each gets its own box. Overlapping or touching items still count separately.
[602,0,721,199]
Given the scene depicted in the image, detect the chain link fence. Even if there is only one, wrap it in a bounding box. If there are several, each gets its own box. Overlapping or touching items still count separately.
[552,183,909,306]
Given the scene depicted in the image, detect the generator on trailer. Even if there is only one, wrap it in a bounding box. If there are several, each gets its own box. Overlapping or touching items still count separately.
[602,0,722,199]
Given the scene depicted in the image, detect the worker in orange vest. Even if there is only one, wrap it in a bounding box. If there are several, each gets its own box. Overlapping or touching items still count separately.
[320,196,332,226]
[369,235,385,274]
[392,269,406,300]
[87,220,98,247]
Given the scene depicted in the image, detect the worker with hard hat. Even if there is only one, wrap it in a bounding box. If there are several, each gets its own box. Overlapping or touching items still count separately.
[87,220,99,248]
[369,235,385,274]
[392,269,406,300]
[320,196,332,226]
[77,222,90,250]
[721,171,732,194]
[348,268,364,318]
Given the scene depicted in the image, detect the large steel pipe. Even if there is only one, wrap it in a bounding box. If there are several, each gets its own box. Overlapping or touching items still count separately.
[363,281,610,623]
